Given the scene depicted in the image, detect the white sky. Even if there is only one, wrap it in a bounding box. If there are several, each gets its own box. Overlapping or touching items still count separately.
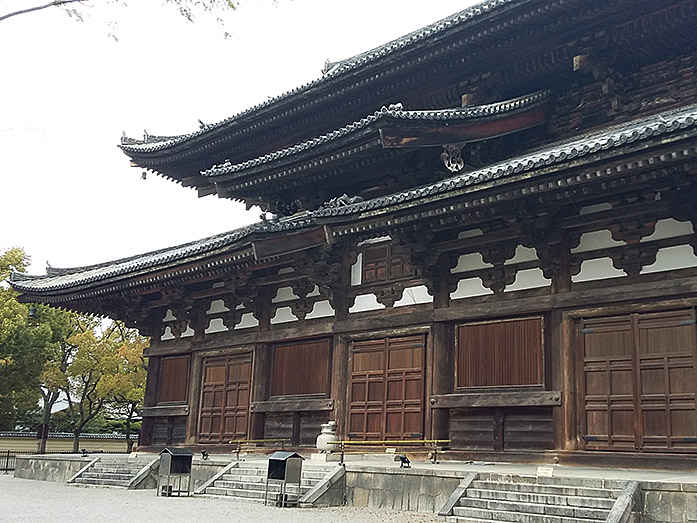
[1,0,474,274]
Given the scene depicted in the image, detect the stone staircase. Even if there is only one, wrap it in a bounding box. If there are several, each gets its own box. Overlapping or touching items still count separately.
[446,474,628,523]
[69,457,155,488]
[202,462,329,504]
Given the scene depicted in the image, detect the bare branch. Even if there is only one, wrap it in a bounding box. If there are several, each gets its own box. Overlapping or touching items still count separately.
[0,0,86,23]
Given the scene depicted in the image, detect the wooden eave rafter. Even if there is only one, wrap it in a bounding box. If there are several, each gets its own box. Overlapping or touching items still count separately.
[323,135,697,242]
[379,103,550,148]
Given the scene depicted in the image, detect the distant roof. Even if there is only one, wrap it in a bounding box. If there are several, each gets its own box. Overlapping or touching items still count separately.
[13,103,697,297]
[119,0,518,155]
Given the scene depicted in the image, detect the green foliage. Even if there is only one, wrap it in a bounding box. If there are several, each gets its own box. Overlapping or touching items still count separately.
[0,248,71,429]
[1,248,148,451]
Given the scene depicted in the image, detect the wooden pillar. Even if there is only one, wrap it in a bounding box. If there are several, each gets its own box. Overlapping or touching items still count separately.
[493,408,505,451]
[185,353,203,445]
[140,356,161,447]
[250,343,270,440]
[331,335,350,439]
[430,322,454,441]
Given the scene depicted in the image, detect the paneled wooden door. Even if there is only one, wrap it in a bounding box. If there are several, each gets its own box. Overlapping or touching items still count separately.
[580,310,697,452]
[198,353,252,443]
[348,335,425,440]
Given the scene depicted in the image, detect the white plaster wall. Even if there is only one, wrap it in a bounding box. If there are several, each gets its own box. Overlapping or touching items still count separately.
[450,277,493,299]
[641,245,697,274]
[206,299,229,314]
[579,202,612,215]
[504,245,538,265]
[271,306,298,324]
[572,257,626,283]
[458,228,483,239]
[642,218,694,242]
[349,293,385,313]
[571,230,625,253]
[505,268,551,292]
[161,326,175,341]
[306,300,335,319]
[235,312,259,329]
[451,252,492,273]
[162,309,176,322]
[204,318,228,334]
[394,285,433,307]
[308,285,322,298]
[351,253,363,286]
[181,325,195,338]
[271,286,299,303]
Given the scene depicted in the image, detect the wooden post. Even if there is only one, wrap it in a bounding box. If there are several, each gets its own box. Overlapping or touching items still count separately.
[332,336,350,439]
[493,408,505,452]
[139,356,161,447]
[250,344,270,440]
[431,322,454,441]
[186,353,203,445]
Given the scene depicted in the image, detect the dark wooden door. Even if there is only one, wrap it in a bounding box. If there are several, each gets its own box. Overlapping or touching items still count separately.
[580,310,697,452]
[348,335,425,440]
[198,353,252,443]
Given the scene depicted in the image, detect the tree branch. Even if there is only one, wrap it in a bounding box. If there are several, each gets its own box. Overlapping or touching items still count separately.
[0,0,86,23]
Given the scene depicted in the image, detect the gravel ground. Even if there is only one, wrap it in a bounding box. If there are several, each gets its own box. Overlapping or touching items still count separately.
[0,475,444,523]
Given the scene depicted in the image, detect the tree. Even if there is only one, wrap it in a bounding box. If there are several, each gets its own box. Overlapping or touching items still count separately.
[35,306,79,453]
[0,248,52,430]
[0,0,238,24]
[61,317,113,452]
[97,322,148,452]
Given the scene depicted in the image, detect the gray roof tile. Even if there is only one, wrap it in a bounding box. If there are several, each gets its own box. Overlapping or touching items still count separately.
[119,0,520,155]
[202,90,550,178]
[13,103,697,295]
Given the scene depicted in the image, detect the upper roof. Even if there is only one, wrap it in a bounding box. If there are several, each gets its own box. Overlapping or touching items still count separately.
[119,0,519,155]
[13,102,697,297]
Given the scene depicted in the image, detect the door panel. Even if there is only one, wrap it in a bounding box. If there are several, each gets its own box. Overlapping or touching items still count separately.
[581,310,697,452]
[349,335,425,440]
[198,353,252,443]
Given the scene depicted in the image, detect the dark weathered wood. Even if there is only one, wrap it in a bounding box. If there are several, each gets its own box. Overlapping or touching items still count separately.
[252,227,328,260]
[250,397,334,413]
[141,405,190,417]
[431,322,453,440]
[493,408,504,452]
[379,103,549,148]
[430,391,562,408]
[332,335,350,439]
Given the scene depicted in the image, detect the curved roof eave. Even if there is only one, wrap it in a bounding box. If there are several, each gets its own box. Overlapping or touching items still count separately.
[14,103,696,297]
[118,0,525,157]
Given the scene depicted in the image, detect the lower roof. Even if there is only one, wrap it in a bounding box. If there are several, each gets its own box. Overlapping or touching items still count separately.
[11,102,697,298]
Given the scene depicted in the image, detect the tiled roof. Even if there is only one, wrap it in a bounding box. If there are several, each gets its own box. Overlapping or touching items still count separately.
[203,90,551,178]
[313,103,697,217]
[118,0,522,155]
[10,215,316,293]
[13,104,697,295]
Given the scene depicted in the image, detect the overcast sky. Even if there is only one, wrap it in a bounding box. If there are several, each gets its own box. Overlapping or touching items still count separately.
[1,0,474,274]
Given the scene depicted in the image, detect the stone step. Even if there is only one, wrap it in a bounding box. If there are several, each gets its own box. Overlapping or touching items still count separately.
[73,477,130,487]
[470,480,619,499]
[218,474,319,486]
[216,478,316,489]
[89,467,142,475]
[213,480,312,493]
[465,489,616,510]
[453,505,605,523]
[81,472,134,481]
[505,476,626,490]
[205,486,301,501]
[460,497,610,520]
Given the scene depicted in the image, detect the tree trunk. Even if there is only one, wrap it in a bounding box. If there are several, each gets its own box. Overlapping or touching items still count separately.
[37,390,59,454]
[72,430,80,453]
